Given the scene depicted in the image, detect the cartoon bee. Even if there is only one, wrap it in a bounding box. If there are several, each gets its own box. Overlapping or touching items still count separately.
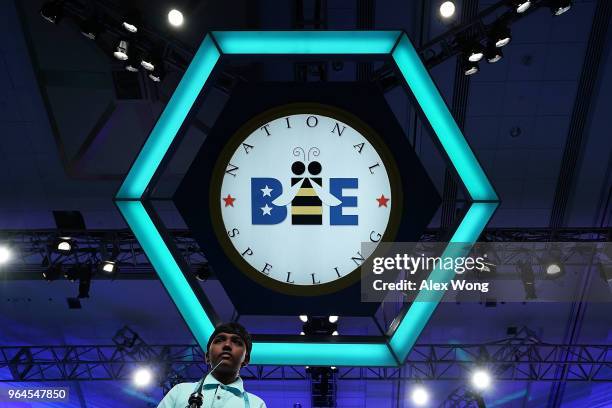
[272,147,341,225]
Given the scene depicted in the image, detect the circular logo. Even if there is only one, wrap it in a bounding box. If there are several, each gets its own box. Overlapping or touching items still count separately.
[212,105,401,295]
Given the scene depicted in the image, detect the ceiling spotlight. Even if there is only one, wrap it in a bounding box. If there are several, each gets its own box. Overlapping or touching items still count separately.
[546,263,563,277]
[300,331,305,336]
[551,0,572,15]
[491,25,512,47]
[56,237,73,255]
[467,43,484,62]
[42,264,62,281]
[485,44,504,63]
[464,61,479,76]
[113,40,129,61]
[328,316,339,323]
[439,1,456,19]
[299,315,308,323]
[330,366,338,372]
[411,386,430,406]
[332,330,339,336]
[40,1,63,24]
[471,369,492,390]
[168,9,184,27]
[125,63,139,73]
[141,60,155,71]
[148,66,165,83]
[101,261,116,273]
[80,17,103,40]
[133,367,153,387]
[140,53,156,71]
[0,246,10,264]
[543,246,564,279]
[122,21,138,33]
[512,0,531,13]
[122,11,139,33]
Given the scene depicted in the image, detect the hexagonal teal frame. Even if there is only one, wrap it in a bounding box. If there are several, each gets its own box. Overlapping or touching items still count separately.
[115,31,499,367]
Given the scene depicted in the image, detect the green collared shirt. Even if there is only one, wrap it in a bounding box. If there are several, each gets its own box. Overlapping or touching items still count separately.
[157,374,266,408]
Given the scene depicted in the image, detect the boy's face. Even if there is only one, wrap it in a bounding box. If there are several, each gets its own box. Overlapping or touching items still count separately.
[206,332,249,374]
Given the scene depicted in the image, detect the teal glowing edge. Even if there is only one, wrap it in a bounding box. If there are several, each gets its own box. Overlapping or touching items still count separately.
[212,31,402,55]
[116,35,220,199]
[115,31,499,367]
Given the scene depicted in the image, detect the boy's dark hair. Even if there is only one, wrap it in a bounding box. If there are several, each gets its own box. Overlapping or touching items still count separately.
[206,322,252,357]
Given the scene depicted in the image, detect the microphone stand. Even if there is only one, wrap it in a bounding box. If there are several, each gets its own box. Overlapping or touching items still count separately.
[188,361,223,408]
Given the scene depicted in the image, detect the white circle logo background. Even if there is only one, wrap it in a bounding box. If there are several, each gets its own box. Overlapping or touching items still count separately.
[220,113,392,286]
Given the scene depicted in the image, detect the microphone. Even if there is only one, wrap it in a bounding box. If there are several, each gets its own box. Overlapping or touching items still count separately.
[188,360,224,408]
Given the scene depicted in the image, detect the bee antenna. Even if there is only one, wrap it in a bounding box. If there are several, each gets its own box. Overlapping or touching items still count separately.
[293,147,305,161]
[308,147,320,161]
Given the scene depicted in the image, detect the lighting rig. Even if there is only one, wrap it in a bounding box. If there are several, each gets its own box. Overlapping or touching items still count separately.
[38,0,574,88]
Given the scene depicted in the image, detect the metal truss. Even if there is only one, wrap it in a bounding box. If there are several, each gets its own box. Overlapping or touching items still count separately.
[0,229,206,280]
[0,228,607,280]
[2,328,611,383]
[440,386,485,408]
[51,0,561,78]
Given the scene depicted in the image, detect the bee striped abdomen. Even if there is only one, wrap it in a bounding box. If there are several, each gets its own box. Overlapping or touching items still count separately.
[292,178,322,225]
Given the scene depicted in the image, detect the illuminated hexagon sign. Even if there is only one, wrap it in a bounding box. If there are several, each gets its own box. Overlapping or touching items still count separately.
[115,31,499,367]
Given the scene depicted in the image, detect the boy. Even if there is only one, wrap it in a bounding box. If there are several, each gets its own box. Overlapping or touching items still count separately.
[157,322,266,407]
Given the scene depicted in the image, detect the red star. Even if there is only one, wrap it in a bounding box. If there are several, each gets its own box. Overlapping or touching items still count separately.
[223,194,236,207]
[376,194,390,208]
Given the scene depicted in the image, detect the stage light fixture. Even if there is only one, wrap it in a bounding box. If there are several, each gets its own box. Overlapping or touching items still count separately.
[300,331,305,336]
[471,369,492,390]
[299,315,308,323]
[114,40,129,61]
[467,43,484,62]
[43,264,62,281]
[40,1,63,24]
[485,44,503,63]
[491,25,511,48]
[122,12,139,33]
[55,237,73,255]
[140,53,155,71]
[464,61,479,76]
[0,246,10,264]
[133,367,153,387]
[512,0,531,13]
[546,263,562,276]
[168,9,184,27]
[439,1,456,19]
[543,246,564,279]
[330,366,338,372]
[101,261,116,273]
[328,316,339,323]
[148,64,166,83]
[411,386,430,406]
[332,331,339,336]
[80,17,102,40]
[551,0,572,15]
[125,63,139,72]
